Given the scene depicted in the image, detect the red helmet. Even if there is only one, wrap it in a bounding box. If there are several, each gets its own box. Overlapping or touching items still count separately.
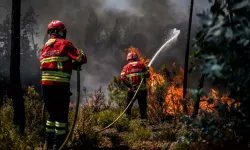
[47,19,67,34]
[127,52,138,61]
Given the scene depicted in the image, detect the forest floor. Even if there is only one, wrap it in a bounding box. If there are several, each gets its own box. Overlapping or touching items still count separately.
[34,119,187,150]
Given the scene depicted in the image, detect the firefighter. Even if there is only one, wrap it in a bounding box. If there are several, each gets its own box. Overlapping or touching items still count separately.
[39,19,87,150]
[120,51,150,123]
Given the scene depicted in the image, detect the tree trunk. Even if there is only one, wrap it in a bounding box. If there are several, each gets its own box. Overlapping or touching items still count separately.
[10,0,25,135]
[192,74,205,118]
[182,0,194,113]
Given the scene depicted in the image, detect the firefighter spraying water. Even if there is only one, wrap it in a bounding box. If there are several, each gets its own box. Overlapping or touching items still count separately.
[120,28,180,123]
[97,28,181,132]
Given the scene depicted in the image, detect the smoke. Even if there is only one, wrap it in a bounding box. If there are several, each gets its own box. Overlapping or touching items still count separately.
[100,0,143,17]
[0,0,211,101]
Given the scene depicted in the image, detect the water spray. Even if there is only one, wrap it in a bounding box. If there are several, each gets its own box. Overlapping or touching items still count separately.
[97,28,181,133]
[148,28,180,67]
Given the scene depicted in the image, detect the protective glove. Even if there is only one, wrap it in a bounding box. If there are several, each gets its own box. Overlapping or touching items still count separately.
[72,62,82,71]
[131,84,139,92]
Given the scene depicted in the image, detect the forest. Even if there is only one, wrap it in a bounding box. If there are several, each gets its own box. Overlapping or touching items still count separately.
[1,0,250,150]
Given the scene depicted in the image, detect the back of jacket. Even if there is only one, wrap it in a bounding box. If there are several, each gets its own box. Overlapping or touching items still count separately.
[120,61,149,90]
[39,36,87,86]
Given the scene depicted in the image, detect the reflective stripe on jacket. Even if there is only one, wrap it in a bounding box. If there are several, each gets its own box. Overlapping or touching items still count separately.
[39,36,87,85]
[120,61,150,90]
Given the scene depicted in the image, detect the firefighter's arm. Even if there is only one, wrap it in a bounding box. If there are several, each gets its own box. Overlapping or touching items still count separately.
[120,67,132,88]
[66,41,87,65]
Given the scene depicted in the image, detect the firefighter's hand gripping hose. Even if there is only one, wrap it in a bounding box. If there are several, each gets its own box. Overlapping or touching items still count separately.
[42,28,180,149]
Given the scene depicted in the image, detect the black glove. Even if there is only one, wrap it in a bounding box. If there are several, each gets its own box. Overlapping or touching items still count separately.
[72,62,82,71]
[131,84,139,91]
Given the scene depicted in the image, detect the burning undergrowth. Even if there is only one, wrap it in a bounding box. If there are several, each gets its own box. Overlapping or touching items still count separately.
[125,46,237,117]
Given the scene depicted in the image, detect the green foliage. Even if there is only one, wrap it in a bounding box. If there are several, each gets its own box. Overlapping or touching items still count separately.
[69,106,100,149]
[113,115,130,132]
[124,119,151,145]
[187,0,250,148]
[194,0,250,111]
[170,141,192,150]
[148,81,170,123]
[95,109,130,132]
[95,109,118,127]
[107,76,127,108]
[0,87,43,150]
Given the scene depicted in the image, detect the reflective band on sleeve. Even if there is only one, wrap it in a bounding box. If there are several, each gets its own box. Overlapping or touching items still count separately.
[46,120,55,126]
[55,122,67,127]
[46,128,55,133]
[55,129,66,135]
[126,72,145,77]
[121,72,125,75]
[76,52,83,62]
[40,56,69,64]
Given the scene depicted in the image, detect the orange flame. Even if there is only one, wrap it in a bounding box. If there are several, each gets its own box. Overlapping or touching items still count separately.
[125,46,236,115]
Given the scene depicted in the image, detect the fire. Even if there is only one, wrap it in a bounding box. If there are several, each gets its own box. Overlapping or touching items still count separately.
[125,46,236,115]
[126,46,150,65]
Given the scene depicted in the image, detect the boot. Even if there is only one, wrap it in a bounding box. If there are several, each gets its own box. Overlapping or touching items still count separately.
[53,133,67,150]
[44,132,55,150]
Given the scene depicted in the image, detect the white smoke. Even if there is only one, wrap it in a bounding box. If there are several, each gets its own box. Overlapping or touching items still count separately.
[0,0,212,101]
[101,0,143,16]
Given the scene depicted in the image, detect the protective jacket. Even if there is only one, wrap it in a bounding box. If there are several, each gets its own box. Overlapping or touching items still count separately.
[120,61,150,90]
[39,36,87,86]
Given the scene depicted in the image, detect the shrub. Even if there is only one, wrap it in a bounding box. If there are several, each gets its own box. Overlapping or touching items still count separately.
[107,76,127,109]
[170,141,192,150]
[122,119,151,146]
[154,127,177,142]
[69,106,100,149]
[106,132,123,147]
[114,115,130,132]
[0,86,43,150]
[95,109,118,127]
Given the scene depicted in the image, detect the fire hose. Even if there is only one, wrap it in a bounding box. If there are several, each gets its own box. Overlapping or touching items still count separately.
[96,28,180,133]
[42,34,81,150]
[96,77,146,133]
[42,28,180,149]
[41,66,81,150]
